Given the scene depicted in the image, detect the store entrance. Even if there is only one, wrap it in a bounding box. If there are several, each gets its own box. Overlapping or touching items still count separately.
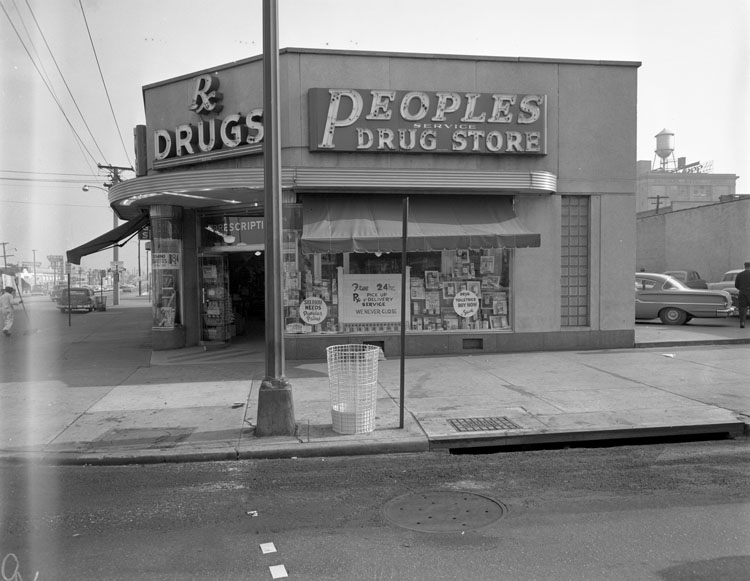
[227,252,265,344]
[199,251,265,347]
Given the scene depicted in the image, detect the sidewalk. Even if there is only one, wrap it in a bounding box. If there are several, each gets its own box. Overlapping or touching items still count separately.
[1,300,748,465]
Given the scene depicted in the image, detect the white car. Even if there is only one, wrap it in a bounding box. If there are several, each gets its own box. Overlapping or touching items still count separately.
[707,269,742,311]
[707,269,742,292]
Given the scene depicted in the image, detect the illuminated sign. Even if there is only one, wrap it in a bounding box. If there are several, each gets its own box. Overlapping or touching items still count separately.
[154,74,263,162]
[308,88,546,155]
[202,217,265,247]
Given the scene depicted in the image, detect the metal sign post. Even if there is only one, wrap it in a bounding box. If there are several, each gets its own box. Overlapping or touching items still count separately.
[399,196,409,429]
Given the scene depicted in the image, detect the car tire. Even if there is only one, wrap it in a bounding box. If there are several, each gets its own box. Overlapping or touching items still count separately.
[659,307,688,325]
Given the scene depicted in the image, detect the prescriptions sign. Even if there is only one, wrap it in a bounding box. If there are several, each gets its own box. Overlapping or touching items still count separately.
[220,217,264,245]
[309,88,546,155]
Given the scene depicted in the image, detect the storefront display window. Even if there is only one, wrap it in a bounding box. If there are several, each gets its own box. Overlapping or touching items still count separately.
[199,254,232,343]
[151,205,182,329]
[284,244,512,335]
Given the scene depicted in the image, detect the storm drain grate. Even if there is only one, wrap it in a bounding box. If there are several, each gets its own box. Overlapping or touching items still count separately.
[448,416,521,432]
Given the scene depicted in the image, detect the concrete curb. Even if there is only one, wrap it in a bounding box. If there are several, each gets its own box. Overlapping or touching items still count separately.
[636,338,750,348]
[0,436,432,466]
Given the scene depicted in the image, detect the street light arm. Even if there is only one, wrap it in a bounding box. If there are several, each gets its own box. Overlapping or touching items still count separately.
[82,184,109,193]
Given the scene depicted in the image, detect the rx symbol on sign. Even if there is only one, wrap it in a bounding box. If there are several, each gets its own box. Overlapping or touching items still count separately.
[188,74,223,115]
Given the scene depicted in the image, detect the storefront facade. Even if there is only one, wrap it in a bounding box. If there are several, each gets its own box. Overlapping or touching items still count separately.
[109,49,639,358]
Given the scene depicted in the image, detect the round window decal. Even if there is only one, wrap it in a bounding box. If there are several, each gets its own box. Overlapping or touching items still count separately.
[299,296,328,325]
[452,289,479,318]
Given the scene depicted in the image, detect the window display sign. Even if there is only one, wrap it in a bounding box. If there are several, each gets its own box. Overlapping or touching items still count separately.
[299,296,328,325]
[452,289,480,318]
[340,273,403,323]
[152,252,181,269]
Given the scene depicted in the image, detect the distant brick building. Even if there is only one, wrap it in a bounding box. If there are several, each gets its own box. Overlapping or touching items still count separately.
[636,160,739,214]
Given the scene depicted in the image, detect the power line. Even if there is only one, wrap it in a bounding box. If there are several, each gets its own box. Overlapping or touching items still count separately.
[0,169,100,178]
[0,198,109,209]
[22,0,109,164]
[0,1,99,166]
[78,0,133,168]
[0,176,102,184]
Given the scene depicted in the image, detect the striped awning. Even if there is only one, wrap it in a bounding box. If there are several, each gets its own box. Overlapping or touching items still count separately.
[301,195,540,254]
[66,214,149,265]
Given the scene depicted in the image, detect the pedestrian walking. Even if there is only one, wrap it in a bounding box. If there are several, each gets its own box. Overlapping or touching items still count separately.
[1,286,16,336]
[735,262,750,329]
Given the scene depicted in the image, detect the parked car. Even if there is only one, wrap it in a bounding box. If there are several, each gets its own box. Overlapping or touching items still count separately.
[120,284,135,293]
[50,285,65,302]
[662,269,708,289]
[57,287,96,313]
[635,273,733,325]
[707,270,742,291]
[707,269,742,310]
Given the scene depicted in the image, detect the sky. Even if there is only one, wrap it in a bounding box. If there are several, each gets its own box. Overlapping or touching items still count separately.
[0,0,748,275]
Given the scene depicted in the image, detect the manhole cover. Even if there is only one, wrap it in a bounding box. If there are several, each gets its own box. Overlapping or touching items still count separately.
[383,490,507,533]
[447,416,521,432]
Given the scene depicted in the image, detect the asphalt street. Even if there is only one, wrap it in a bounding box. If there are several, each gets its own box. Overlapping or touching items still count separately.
[1,440,748,580]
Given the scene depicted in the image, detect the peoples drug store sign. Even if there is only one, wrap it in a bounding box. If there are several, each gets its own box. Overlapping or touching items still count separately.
[309,88,547,155]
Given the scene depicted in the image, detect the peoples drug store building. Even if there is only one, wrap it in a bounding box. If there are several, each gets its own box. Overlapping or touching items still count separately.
[106,48,638,358]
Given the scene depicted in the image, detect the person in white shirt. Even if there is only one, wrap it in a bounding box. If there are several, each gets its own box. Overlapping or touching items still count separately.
[1,286,16,336]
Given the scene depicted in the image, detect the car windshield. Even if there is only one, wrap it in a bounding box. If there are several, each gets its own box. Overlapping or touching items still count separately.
[722,273,738,282]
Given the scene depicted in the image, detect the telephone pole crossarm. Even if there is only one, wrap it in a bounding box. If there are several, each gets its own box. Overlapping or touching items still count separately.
[96,164,134,306]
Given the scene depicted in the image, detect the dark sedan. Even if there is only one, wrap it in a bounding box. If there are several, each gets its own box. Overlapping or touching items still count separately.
[662,269,708,289]
[636,273,733,325]
[57,287,96,313]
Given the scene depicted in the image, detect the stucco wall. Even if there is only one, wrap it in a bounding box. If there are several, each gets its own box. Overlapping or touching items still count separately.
[597,193,636,329]
[557,64,638,195]
[513,195,559,332]
[637,198,750,282]
[285,51,561,174]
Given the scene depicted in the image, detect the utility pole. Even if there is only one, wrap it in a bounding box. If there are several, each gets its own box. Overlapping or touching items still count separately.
[648,195,669,213]
[98,164,133,306]
[1,242,16,268]
[255,0,296,436]
[138,237,141,296]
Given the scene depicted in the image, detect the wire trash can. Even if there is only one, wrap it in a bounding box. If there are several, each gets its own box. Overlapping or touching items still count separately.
[94,296,107,311]
[326,344,380,434]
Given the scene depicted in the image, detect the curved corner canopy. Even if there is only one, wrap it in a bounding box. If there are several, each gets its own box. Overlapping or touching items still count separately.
[301,195,540,254]
[66,214,149,265]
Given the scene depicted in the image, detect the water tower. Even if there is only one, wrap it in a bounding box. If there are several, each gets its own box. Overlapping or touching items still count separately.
[653,128,677,171]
